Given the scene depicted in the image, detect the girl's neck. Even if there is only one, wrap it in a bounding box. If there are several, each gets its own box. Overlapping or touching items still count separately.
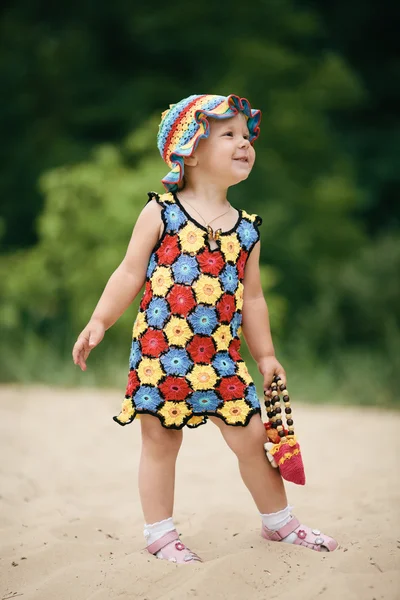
[177,181,229,208]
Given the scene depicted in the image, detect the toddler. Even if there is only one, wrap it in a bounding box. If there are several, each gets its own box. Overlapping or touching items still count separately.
[73,94,338,563]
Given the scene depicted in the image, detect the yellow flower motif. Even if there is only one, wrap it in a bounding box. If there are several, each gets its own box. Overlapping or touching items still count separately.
[137,357,164,385]
[235,281,244,310]
[187,415,206,427]
[236,361,253,384]
[151,265,174,296]
[242,209,257,222]
[187,364,218,391]
[220,233,240,262]
[217,399,251,425]
[179,223,205,254]
[132,311,147,339]
[115,398,135,424]
[193,274,223,305]
[212,324,232,351]
[161,192,175,203]
[164,316,193,346]
[158,401,192,427]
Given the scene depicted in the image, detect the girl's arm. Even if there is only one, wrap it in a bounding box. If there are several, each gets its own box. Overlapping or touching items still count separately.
[72,198,163,371]
[241,240,286,391]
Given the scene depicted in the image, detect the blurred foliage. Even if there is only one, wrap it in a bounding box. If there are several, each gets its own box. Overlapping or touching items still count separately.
[0,0,398,402]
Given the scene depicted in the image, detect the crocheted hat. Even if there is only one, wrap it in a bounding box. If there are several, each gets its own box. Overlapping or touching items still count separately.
[157,94,261,191]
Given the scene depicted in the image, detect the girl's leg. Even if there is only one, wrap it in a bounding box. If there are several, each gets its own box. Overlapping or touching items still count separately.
[138,414,183,524]
[138,415,202,563]
[209,414,287,513]
[209,414,338,552]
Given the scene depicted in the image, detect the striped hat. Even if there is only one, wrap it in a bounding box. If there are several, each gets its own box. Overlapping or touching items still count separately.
[157,94,261,191]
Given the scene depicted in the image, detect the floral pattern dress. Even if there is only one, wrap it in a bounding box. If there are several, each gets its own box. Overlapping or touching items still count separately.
[113,191,263,430]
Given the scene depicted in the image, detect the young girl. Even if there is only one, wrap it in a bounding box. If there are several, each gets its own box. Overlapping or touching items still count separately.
[72,94,338,564]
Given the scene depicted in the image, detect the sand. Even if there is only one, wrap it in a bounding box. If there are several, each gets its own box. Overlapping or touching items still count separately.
[0,385,399,600]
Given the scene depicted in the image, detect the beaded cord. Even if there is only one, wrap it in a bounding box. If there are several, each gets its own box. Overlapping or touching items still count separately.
[263,375,295,441]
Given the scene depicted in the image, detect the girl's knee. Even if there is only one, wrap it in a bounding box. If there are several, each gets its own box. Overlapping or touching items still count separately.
[221,415,267,459]
[140,415,183,454]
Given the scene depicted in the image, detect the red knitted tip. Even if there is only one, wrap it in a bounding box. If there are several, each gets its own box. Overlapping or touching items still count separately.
[273,443,306,486]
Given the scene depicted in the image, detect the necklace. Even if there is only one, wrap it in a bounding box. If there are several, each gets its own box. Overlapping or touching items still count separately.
[179,196,233,241]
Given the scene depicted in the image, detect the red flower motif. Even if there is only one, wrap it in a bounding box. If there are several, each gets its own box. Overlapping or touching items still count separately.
[159,376,192,401]
[236,248,248,280]
[216,293,236,323]
[156,233,180,265]
[140,280,153,310]
[140,329,168,357]
[126,370,140,396]
[217,375,247,400]
[197,247,225,276]
[187,335,216,363]
[228,338,242,361]
[167,284,196,317]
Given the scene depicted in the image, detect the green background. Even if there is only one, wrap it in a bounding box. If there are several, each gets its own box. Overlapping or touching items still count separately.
[1,1,399,405]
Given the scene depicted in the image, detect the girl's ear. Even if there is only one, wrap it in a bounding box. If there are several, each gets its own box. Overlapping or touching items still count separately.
[183,154,198,167]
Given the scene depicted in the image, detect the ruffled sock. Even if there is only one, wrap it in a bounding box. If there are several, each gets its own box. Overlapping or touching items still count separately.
[144,517,176,558]
[260,505,298,544]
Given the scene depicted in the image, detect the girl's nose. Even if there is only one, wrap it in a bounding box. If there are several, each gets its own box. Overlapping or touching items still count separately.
[239,137,250,148]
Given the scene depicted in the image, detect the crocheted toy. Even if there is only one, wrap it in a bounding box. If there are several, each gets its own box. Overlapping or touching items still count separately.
[263,376,306,485]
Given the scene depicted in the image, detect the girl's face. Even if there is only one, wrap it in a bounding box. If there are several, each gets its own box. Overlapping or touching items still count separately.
[186,113,256,187]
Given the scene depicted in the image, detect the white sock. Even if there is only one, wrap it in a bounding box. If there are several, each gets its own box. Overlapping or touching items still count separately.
[144,517,176,558]
[260,505,298,544]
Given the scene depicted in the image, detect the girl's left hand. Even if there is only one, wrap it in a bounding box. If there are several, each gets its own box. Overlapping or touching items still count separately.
[257,355,287,397]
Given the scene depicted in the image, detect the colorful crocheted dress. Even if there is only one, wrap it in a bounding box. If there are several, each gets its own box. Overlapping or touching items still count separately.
[113,191,263,430]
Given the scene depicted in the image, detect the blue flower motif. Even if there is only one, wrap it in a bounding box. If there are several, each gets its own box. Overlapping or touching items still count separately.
[245,383,260,408]
[129,339,141,369]
[161,348,192,376]
[230,312,242,337]
[146,253,157,278]
[146,297,169,328]
[189,390,221,413]
[164,204,187,232]
[134,385,162,411]
[237,220,258,250]
[188,306,218,335]
[172,255,199,284]
[220,264,239,293]
[212,352,236,376]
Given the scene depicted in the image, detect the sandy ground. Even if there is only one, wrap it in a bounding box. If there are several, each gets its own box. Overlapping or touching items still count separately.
[0,385,399,600]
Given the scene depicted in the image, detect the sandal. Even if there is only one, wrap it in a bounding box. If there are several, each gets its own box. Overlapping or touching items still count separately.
[261,516,338,552]
[146,529,202,564]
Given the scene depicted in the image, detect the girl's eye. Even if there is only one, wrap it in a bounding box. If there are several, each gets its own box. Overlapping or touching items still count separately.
[224,132,233,137]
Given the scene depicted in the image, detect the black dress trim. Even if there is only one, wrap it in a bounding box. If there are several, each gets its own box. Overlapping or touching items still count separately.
[146,191,169,250]
[113,403,262,430]
[247,214,263,256]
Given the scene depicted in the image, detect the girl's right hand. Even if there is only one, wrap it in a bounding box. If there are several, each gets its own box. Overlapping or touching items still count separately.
[72,320,105,371]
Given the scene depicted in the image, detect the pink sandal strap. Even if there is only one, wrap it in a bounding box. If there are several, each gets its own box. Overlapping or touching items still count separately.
[146,529,202,563]
[262,516,338,552]
[262,517,301,541]
[147,529,179,555]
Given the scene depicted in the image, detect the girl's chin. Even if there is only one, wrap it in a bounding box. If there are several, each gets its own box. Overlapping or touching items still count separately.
[231,171,251,183]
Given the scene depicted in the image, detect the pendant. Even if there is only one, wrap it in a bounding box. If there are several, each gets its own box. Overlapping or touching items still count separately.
[207,225,222,241]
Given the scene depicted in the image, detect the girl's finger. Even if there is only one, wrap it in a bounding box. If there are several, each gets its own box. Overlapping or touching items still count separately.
[78,350,87,371]
[275,370,287,388]
[265,371,275,389]
[73,337,85,361]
